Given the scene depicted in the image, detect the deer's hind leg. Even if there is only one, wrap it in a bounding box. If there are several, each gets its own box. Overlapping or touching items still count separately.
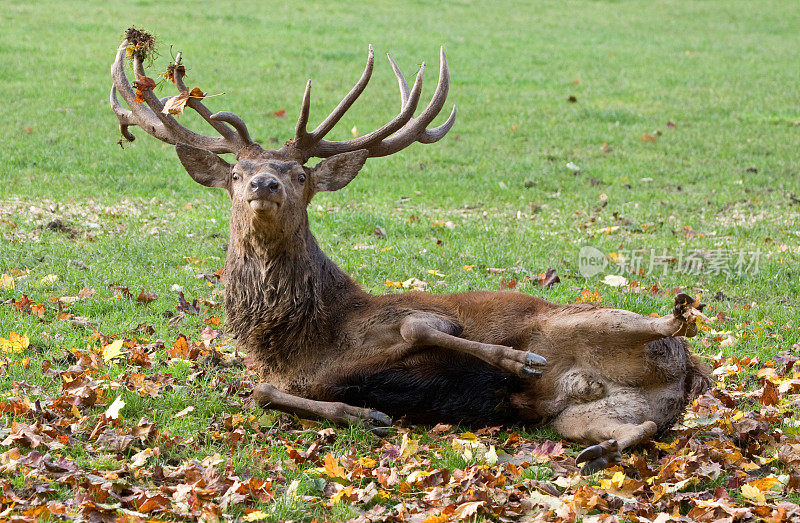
[400,313,547,379]
[251,383,393,436]
[548,293,703,345]
[551,395,657,474]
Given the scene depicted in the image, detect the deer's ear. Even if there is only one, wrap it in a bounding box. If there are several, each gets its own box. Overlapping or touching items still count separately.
[311,149,369,192]
[175,143,231,189]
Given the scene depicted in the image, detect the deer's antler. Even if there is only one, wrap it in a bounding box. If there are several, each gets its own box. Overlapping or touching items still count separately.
[110,38,252,155]
[285,46,456,161]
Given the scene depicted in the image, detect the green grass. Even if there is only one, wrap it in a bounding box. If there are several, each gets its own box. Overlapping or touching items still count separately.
[1,0,799,519]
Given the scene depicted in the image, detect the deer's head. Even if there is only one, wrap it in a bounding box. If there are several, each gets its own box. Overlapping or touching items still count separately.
[110,32,455,244]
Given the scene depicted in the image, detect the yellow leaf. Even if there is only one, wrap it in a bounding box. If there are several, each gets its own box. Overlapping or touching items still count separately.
[462,265,474,271]
[459,431,478,441]
[328,485,353,505]
[611,470,626,488]
[102,339,125,362]
[741,484,766,504]
[421,513,450,523]
[426,270,447,277]
[351,125,358,137]
[0,332,29,353]
[356,457,376,468]
[399,433,420,459]
[243,511,271,521]
[0,274,14,290]
[105,395,125,420]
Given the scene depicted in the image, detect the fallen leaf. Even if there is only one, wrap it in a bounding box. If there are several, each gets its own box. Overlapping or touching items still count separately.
[741,483,766,504]
[105,396,125,420]
[175,406,194,418]
[102,339,125,363]
[323,453,348,480]
[136,290,158,304]
[0,332,29,353]
[0,274,14,290]
[602,274,628,287]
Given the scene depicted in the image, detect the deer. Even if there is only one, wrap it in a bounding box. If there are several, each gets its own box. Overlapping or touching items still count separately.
[110,28,711,473]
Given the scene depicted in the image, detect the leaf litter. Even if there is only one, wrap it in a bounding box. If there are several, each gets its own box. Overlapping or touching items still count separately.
[2,269,800,519]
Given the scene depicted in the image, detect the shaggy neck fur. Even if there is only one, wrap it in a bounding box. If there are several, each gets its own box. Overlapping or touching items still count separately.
[223,212,366,373]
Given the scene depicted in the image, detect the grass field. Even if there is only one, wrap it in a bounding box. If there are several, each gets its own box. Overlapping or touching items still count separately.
[1,1,799,520]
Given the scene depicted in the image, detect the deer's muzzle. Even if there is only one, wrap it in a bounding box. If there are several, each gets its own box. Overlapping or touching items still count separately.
[247,176,283,212]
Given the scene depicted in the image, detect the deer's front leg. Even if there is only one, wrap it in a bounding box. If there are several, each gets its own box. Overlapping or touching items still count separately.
[252,383,393,436]
[399,314,547,378]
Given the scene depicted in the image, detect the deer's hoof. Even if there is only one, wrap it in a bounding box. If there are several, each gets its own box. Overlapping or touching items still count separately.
[520,352,546,378]
[526,353,547,367]
[576,439,621,474]
[366,410,393,437]
[521,366,543,378]
[369,410,393,426]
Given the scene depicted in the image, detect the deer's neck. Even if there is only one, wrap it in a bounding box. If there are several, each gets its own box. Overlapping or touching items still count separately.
[224,226,365,363]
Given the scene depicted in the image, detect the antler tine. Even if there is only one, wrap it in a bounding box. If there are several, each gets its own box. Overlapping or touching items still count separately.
[387,54,410,106]
[111,39,249,155]
[130,50,243,154]
[110,85,137,142]
[367,46,453,157]
[417,104,457,144]
[306,60,425,158]
[285,46,455,161]
[295,45,375,149]
[210,111,253,145]
[171,57,253,146]
[110,42,174,144]
[294,80,312,146]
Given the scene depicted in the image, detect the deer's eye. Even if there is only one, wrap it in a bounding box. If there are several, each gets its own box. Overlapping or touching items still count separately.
[232,173,241,182]
[298,173,306,184]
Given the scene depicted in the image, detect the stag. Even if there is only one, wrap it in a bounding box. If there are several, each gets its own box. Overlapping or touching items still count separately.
[111,29,710,472]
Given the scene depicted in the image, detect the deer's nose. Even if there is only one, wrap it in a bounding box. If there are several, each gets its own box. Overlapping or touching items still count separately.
[250,177,281,195]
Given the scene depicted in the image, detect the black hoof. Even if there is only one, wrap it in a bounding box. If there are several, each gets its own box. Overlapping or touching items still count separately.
[581,456,610,474]
[369,410,393,427]
[526,353,547,366]
[576,444,604,464]
[367,425,391,437]
[576,439,619,474]
[521,366,543,378]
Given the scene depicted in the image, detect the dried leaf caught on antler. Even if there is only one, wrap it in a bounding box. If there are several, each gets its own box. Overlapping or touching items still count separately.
[133,76,156,103]
[162,91,190,115]
[162,88,206,115]
[164,62,186,84]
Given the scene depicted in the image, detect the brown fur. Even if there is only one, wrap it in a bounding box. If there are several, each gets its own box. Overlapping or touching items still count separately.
[113,42,711,471]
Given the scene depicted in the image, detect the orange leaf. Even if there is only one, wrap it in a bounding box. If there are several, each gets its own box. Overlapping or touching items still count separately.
[189,87,206,99]
[273,109,286,118]
[323,453,347,480]
[641,132,658,143]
